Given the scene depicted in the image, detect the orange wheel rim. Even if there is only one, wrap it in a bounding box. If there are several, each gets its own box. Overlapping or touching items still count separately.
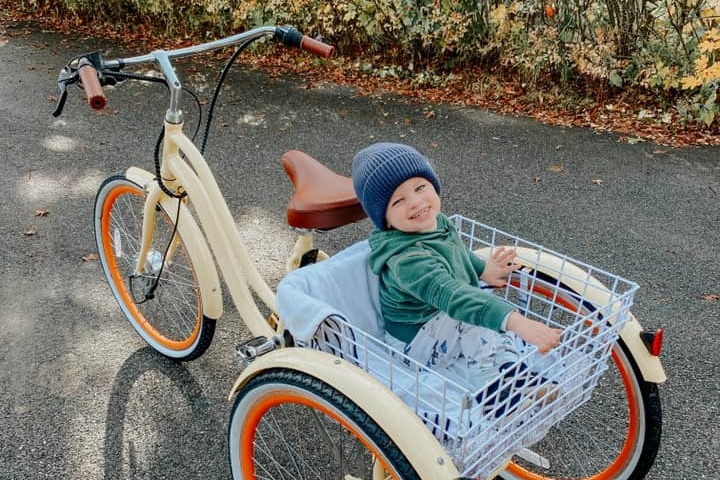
[101,184,201,350]
[239,391,398,479]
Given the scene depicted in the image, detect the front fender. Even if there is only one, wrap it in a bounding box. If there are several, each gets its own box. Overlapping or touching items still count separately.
[228,347,462,480]
[125,166,223,320]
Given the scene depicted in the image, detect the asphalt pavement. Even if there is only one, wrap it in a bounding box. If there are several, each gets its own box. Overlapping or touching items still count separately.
[1,18,719,480]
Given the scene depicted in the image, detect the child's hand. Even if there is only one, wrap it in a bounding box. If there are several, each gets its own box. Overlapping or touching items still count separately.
[505,312,562,354]
[480,246,519,287]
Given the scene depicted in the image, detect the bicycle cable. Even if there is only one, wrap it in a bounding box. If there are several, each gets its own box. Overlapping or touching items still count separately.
[152,126,188,199]
[199,39,254,154]
[120,40,257,301]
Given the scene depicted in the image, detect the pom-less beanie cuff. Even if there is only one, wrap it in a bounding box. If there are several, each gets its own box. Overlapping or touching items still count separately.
[352,142,441,230]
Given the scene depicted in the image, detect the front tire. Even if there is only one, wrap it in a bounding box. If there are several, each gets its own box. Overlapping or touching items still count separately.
[94,174,215,361]
[228,368,420,480]
[500,272,662,480]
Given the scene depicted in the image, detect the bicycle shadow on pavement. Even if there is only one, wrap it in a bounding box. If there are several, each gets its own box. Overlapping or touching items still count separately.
[103,347,228,479]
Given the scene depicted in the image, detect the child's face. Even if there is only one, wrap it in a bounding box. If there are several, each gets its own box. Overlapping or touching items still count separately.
[385,177,441,232]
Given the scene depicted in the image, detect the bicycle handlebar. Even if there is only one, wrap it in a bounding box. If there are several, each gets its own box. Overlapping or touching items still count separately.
[53,25,335,117]
[77,58,107,110]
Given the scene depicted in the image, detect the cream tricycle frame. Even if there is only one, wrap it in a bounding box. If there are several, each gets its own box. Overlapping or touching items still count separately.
[54,25,666,480]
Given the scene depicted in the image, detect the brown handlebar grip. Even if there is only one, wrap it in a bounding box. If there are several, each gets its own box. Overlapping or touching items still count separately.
[77,60,107,110]
[300,35,335,58]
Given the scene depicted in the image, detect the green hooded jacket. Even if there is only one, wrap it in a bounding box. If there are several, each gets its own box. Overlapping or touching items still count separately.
[368,213,515,343]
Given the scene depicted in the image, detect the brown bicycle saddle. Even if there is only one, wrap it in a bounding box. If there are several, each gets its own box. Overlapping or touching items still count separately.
[282,150,367,230]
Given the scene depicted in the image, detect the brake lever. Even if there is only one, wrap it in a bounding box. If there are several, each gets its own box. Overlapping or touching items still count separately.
[53,51,116,117]
[52,65,79,117]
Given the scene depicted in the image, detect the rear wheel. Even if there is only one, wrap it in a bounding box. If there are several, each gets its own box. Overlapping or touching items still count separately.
[94,174,215,360]
[228,368,420,480]
[500,271,662,480]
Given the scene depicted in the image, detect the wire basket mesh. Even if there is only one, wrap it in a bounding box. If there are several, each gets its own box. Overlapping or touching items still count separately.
[303,215,638,479]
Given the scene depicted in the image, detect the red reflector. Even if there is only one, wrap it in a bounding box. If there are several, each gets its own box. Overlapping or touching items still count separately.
[651,328,663,356]
[640,328,663,357]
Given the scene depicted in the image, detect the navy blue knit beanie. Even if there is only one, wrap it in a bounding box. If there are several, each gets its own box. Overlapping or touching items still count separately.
[352,142,441,230]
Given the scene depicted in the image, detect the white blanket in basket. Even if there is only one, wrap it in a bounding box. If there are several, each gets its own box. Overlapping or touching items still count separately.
[277,240,384,342]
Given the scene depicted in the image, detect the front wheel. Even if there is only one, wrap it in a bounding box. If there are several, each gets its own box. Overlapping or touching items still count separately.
[94,174,215,360]
[500,272,662,480]
[228,368,420,480]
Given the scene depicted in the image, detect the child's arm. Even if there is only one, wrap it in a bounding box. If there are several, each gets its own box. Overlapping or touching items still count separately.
[505,311,562,354]
[482,247,563,352]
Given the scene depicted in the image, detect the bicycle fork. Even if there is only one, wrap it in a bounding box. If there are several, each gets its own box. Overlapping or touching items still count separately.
[132,183,181,283]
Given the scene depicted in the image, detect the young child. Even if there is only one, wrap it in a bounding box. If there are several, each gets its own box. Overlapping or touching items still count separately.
[352,142,562,395]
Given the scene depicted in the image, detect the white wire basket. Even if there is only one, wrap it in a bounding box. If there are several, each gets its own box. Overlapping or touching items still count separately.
[304,215,639,479]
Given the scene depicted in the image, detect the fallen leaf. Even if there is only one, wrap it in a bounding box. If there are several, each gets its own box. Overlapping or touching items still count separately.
[620,136,644,144]
[702,293,720,302]
[34,209,49,217]
[591,178,603,185]
[545,4,557,19]
[403,117,413,125]
[425,110,436,119]
[430,142,439,148]
[532,176,543,183]
[82,253,99,262]
[22,227,37,236]
[548,163,565,173]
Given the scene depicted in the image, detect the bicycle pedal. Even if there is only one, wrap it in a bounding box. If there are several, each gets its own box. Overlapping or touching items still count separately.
[235,336,280,366]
